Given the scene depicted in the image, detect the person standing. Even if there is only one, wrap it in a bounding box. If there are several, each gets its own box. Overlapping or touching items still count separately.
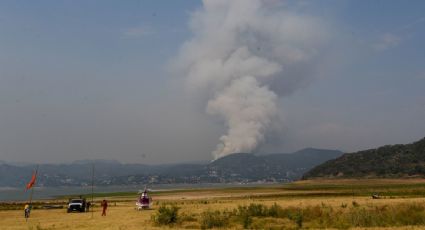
[101,200,108,216]
[24,204,31,219]
[86,201,91,212]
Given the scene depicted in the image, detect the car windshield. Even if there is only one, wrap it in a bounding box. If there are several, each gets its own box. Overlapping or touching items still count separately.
[70,199,83,203]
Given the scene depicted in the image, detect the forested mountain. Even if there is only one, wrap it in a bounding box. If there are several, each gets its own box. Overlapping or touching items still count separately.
[303,137,425,179]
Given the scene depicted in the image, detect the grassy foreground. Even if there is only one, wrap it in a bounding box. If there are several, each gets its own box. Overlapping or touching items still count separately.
[2,179,425,229]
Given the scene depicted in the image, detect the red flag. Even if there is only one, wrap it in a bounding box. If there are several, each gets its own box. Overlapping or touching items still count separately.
[26,170,37,190]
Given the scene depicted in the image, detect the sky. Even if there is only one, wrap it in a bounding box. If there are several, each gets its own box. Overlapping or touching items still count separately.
[0,0,424,164]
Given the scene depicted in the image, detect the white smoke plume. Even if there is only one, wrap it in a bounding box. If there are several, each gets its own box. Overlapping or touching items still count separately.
[175,0,329,159]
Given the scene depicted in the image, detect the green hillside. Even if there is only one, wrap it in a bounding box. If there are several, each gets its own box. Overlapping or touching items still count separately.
[303,137,425,179]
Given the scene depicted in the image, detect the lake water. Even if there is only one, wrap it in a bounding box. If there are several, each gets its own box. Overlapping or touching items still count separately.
[0,183,280,202]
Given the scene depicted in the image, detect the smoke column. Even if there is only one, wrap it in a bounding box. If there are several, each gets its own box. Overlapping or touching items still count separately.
[175,0,329,159]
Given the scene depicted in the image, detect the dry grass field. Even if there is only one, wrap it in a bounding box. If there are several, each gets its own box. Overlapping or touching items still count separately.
[2,179,425,229]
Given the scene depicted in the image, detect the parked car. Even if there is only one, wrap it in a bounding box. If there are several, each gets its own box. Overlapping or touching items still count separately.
[67,198,87,213]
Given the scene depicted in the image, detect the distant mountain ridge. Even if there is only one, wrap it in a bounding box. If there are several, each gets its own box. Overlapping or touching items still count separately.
[208,148,343,181]
[72,159,121,165]
[303,137,425,179]
[0,148,343,187]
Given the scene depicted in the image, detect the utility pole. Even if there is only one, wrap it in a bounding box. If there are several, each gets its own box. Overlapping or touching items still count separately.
[91,163,94,219]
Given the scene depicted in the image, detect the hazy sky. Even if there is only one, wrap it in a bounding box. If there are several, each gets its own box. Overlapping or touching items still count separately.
[0,0,424,164]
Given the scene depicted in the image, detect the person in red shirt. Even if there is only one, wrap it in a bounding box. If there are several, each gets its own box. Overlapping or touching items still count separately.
[101,200,108,216]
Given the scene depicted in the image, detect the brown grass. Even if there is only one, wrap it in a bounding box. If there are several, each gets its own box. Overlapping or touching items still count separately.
[2,179,425,229]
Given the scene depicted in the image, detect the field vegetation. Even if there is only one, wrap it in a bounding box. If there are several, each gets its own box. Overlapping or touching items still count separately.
[2,179,425,229]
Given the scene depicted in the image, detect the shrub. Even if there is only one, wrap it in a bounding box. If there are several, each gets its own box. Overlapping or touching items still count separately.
[240,212,253,229]
[151,204,180,226]
[268,203,284,217]
[247,203,267,216]
[287,210,303,228]
[237,203,268,217]
[199,209,229,229]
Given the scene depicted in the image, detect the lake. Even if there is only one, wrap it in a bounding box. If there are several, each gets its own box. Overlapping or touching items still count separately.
[0,182,280,201]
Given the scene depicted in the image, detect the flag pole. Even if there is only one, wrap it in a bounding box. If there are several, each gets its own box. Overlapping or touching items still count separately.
[28,165,39,205]
[26,164,38,221]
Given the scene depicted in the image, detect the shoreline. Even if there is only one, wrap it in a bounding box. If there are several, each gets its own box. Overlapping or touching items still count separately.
[0,182,282,202]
